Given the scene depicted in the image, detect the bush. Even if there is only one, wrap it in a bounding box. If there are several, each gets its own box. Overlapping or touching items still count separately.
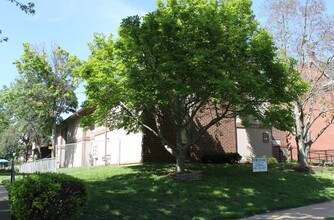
[9,172,87,220]
[264,156,278,164]
[202,152,241,164]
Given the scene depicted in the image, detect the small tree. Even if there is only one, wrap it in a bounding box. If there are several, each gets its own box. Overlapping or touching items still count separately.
[264,0,334,167]
[0,87,33,160]
[0,81,52,158]
[80,0,305,173]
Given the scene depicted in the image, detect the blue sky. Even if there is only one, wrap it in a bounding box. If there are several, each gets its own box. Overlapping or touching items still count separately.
[0,0,333,104]
[0,1,156,87]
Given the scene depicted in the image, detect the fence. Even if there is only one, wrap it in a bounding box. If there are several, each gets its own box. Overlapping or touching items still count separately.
[19,157,57,173]
[308,149,334,165]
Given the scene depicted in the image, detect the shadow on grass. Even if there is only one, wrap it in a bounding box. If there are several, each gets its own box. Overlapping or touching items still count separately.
[76,164,334,220]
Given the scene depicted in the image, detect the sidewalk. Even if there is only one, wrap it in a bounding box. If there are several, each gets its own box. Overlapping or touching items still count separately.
[0,184,11,220]
[239,200,334,220]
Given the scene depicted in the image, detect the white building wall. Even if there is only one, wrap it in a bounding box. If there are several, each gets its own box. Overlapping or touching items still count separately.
[237,128,273,162]
[90,129,142,166]
[107,130,142,164]
[57,127,142,168]
[56,108,143,168]
[73,142,83,167]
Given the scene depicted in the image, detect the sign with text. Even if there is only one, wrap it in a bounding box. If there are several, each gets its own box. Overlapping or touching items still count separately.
[252,157,268,173]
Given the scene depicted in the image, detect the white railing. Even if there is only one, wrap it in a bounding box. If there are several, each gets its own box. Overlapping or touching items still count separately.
[19,157,57,173]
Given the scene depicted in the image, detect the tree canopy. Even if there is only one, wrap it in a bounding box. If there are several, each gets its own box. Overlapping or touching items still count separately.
[80,0,306,172]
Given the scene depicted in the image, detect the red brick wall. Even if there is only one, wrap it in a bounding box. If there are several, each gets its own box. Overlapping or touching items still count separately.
[141,113,237,163]
[141,113,176,163]
[191,118,236,161]
[142,130,176,163]
[287,57,334,160]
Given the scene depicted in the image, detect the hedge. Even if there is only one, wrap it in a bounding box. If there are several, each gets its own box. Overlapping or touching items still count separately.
[9,172,87,220]
[202,152,242,164]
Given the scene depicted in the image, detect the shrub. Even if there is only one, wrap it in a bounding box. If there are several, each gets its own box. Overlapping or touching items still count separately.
[264,156,278,165]
[9,172,87,220]
[202,152,241,164]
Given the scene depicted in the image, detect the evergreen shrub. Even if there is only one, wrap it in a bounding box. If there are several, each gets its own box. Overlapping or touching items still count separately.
[9,172,87,220]
[264,156,278,164]
[202,152,242,164]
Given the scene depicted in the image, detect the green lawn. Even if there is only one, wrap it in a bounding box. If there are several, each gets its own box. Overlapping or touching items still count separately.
[3,163,334,219]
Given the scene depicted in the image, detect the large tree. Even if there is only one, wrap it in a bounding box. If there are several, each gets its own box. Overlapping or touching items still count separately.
[80,0,305,173]
[264,0,334,167]
[1,0,35,42]
[13,43,80,158]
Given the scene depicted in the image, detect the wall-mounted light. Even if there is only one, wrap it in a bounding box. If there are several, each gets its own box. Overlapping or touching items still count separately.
[262,132,269,143]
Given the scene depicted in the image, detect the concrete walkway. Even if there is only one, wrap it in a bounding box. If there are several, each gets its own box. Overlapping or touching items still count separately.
[0,184,11,220]
[239,200,334,220]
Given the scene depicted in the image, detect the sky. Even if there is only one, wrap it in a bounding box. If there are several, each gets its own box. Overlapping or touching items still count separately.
[0,0,158,104]
[0,0,333,105]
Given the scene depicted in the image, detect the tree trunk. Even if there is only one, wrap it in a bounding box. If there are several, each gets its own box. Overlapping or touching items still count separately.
[175,122,189,173]
[24,144,29,162]
[298,151,309,167]
[297,139,309,167]
[176,147,187,173]
[294,101,310,167]
[35,146,41,160]
[34,137,42,159]
[51,117,57,158]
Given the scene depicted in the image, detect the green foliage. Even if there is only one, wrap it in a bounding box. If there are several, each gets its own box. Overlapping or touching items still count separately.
[14,44,80,120]
[0,43,81,158]
[80,0,305,131]
[80,0,306,172]
[6,0,35,14]
[0,87,26,158]
[202,152,242,164]
[264,156,278,164]
[9,172,87,220]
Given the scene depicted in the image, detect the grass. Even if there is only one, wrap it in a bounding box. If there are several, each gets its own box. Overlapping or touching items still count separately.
[2,163,334,219]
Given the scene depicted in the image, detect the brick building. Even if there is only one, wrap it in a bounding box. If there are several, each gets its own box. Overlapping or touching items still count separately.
[142,116,288,163]
[57,108,288,166]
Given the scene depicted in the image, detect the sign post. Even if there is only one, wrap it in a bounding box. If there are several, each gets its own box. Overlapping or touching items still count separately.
[252,157,268,173]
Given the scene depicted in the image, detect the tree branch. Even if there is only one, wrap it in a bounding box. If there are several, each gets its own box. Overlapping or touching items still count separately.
[6,0,35,14]
[188,103,233,147]
[119,101,176,153]
[311,116,334,145]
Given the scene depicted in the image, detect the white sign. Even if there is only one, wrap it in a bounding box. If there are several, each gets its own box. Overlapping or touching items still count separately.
[252,157,268,172]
